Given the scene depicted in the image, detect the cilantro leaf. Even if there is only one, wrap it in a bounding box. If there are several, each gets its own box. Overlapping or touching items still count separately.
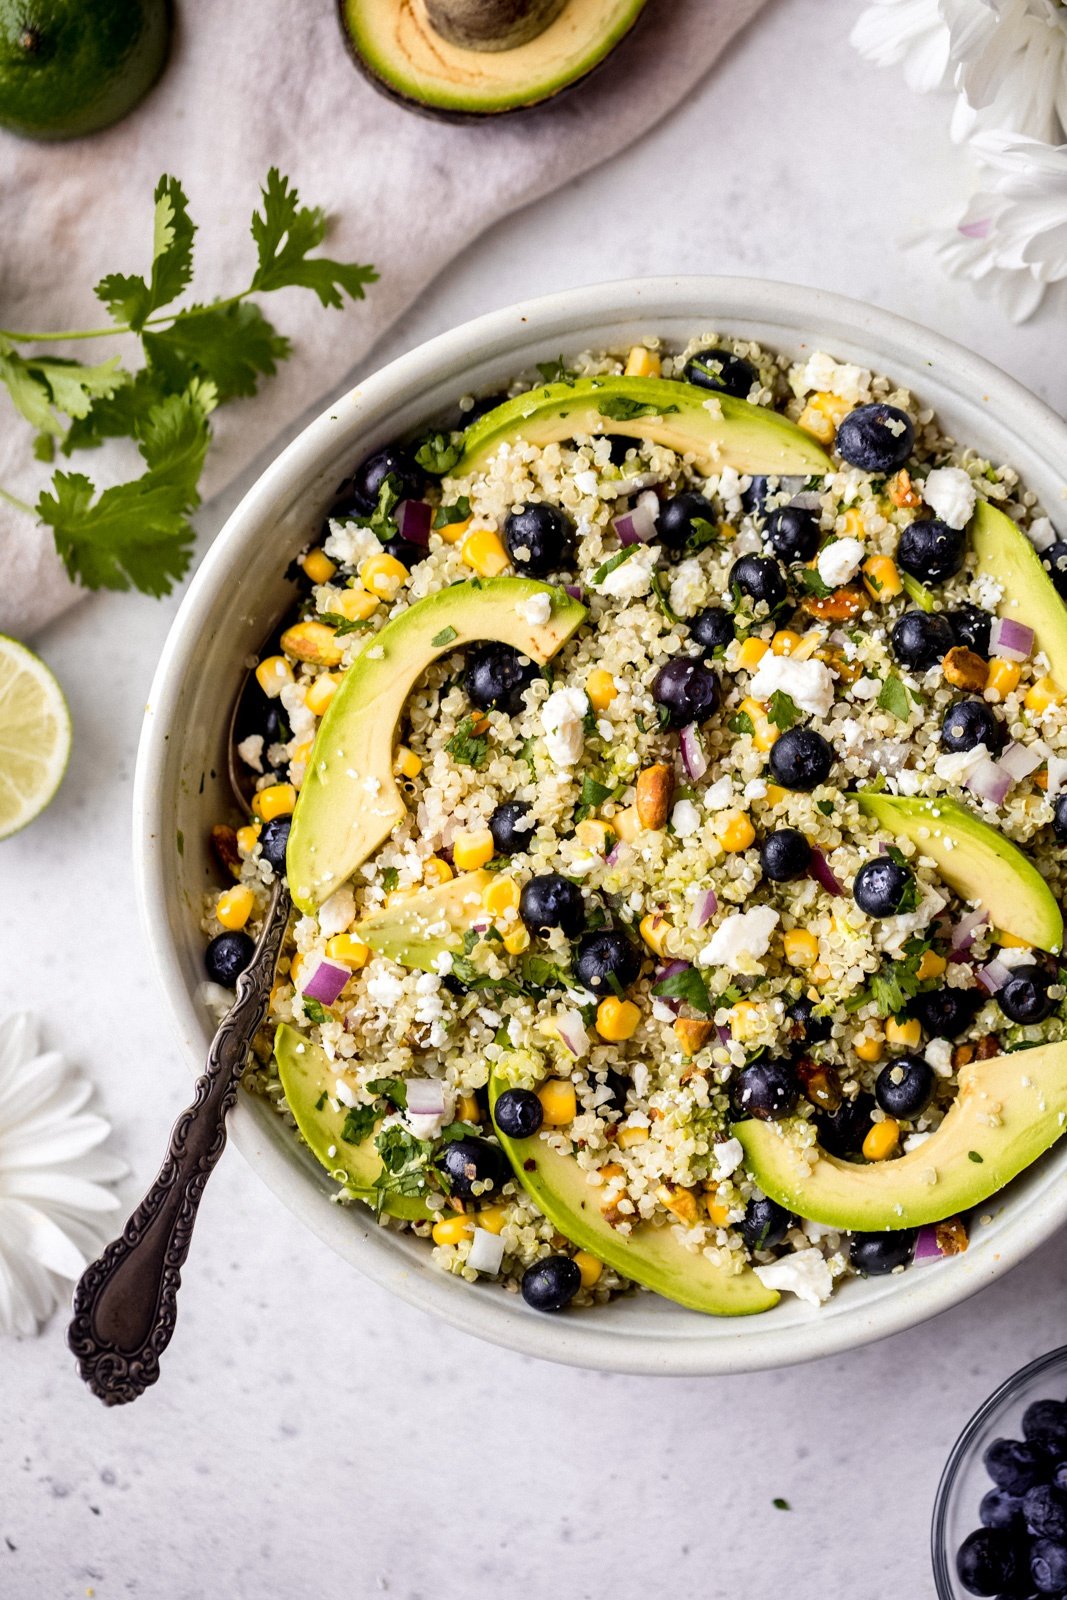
[435,496,471,528]
[432,626,458,647]
[574,773,615,824]
[96,175,197,331]
[340,1103,380,1145]
[591,545,638,586]
[318,611,372,636]
[0,344,129,437]
[729,710,755,736]
[685,516,720,553]
[878,675,911,722]
[302,997,331,1025]
[446,714,489,770]
[536,356,574,384]
[249,168,377,307]
[845,951,922,1017]
[798,567,832,599]
[365,1076,408,1109]
[142,300,290,403]
[767,690,799,731]
[62,368,169,454]
[519,952,572,993]
[652,965,713,1015]
[414,432,461,475]
[597,396,679,422]
[651,571,682,623]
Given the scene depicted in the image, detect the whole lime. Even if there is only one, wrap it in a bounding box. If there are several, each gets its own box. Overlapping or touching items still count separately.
[0,0,171,141]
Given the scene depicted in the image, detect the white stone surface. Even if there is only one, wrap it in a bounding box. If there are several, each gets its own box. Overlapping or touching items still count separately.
[3,3,1067,1596]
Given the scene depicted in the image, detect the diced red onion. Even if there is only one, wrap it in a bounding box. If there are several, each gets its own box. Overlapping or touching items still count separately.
[680,723,708,782]
[989,615,1034,662]
[950,907,988,954]
[654,959,691,1015]
[466,1228,504,1275]
[966,757,1013,807]
[997,741,1043,783]
[605,839,625,866]
[716,1024,731,1046]
[808,846,844,897]
[612,490,659,546]
[396,499,431,546]
[914,1226,943,1262]
[555,1011,589,1058]
[405,1079,446,1117]
[301,959,351,1005]
[694,887,718,928]
[788,490,823,511]
[977,958,1012,994]
[564,584,585,603]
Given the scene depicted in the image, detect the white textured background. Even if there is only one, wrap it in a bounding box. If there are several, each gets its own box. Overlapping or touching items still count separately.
[4,3,1067,1598]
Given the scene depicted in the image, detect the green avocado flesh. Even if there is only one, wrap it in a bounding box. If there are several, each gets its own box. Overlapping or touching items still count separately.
[735,1039,1067,1231]
[455,376,833,479]
[286,578,585,914]
[340,0,647,118]
[357,869,494,971]
[972,500,1067,691]
[274,1024,431,1220]
[857,792,1063,953]
[488,1076,779,1315]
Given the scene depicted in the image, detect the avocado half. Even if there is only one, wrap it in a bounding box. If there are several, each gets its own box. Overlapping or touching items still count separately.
[971,500,1067,692]
[338,0,648,121]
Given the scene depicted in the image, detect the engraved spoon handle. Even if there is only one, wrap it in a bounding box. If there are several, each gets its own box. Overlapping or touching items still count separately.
[68,881,291,1406]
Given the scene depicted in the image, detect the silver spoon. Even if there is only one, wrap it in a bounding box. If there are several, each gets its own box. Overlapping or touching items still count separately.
[68,660,294,1405]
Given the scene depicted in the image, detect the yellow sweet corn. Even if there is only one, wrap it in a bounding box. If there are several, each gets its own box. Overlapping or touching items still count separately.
[503,925,530,955]
[596,997,640,1042]
[1025,676,1063,713]
[453,829,495,871]
[854,1031,885,1064]
[737,636,769,671]
[862,555,902,601]
[484,875,520,916]
[783,927,819,968]
[393,744,423,779]
[885,1016,921,1049]
[706,1196,731,1228]
[574,1250,603,1288]
[639,911,672,957]
[255,655,293,698]
[326,934,370,969]
[422,855,454,886]
[456,1093,482,1125]
[216,884,254,930]
[617,1124,649,1149]
[306,673,340,717]
[624,345,660,378]
[986,658,1021,697]
[612,805,643,843]
[863,1118,900,1161]
[764,784,787,807]
[771,629,803,657]
[538,1078,577,1126]
[437,514,472,544]
[728,999,762,1041]
[575,818,615,852]
[332,586,380,623]
[461,526,510,577]
[301,548,337,585]
[586,667,617,710]
[360,551,408,600]
[236,824,259,856]
[476,1204,507,1234]
[737,695,778,752]
[432,1215,474,1246]
[715,810,755,853]
[917,949,947,981]
[252,782,296,821]
[279,621,344,667]
[798,391,849,445]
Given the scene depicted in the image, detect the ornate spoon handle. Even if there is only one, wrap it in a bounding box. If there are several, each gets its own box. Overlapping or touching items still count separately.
[68,881,291,1406]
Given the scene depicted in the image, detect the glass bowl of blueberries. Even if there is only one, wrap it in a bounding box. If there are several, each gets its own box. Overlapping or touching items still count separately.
[933,1345,1067,1598]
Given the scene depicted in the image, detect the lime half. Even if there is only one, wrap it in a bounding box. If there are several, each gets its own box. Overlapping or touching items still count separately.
[0,635,71,839]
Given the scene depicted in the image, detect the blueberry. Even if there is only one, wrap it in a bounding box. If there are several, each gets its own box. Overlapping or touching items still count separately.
[898,518,966,584]
[339,443,423,516]
[942,698,1005,755]
[574,929,642,994]
[742,474,771,517]
[768,727,834,791]
[652,655,721,728]
[787,995,832,1046]
[464,644,539,714]
[381,534,426,569]
[436,1135,510,1201]
[488,800,534,855]
[493,1087,543,1140]
[1056,1464,1067,1495]
[740,1195,792,1251]
[1053,795,1067,844]
[503,503,574,576]
[910,986,982,1039]
[1041,541,1067,598]
[689,607,735,652]
[734,1059,798,1121]
[817,1092,875,1156]
[764,504,820,563]
[985,1439,1049,1496]
[835,403,915,473]
[729,553,788,610]
[683,346,757,398]
[875,1054,934,1119]
[997,965,1055,1025]
[607,435,633,466]
[519,873,585,937]
[760,828,812,882]
[951,603,994,659]
[849,1231,917,1275]
[891,610,956,671]
[462,391,508,425]
[981,1490,1025,1532]
[1024,1400,1067,1459]
[259,816,290,874]
[521,1254,581,1312]
[853,857,915,918]
[1033,1538,1067,1594]
[656,490,717,552]
[205,931,255,987]
[1025,1485,1067,1542]
[956,1528,1026,1596]
[601,1066,631,1115]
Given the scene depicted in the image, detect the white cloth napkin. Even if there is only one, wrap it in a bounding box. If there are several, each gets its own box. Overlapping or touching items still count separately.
[0,0,765,636]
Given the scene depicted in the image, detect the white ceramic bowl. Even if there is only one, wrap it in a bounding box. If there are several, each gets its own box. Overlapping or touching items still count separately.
[135,276,1067,1376]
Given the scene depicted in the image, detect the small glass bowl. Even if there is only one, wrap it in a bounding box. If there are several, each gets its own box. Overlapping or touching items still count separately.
[932,1344,1067,1597]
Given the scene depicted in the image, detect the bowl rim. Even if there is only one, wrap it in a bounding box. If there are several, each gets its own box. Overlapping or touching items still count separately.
[133,273,1067,1376]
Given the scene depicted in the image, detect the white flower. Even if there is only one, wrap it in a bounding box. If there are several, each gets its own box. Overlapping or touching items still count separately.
[0,1014,124,1337]
[943,0,1067,145]
[850,0,953,93]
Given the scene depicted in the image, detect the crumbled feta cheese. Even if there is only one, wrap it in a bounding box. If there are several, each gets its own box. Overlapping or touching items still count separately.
[237,733,264,773]
[1026,515,1057,553]
[851,677,880,701]
[712,1137,745,1181]
[934,744,990,783]
[280,681,315,741]
[540,686,588,767]
[595,544,656,599]
[366,970,404,1008]
[904,1130,933,1153]
[922,466,977,530]
[802,351,870,403]
[880,884,947,958]
[744,778,767,801]
[750,653,836,718]
[754,1248,833,1306]
[816,536,865,589]
[323,520,381,568]
[318,886,355,937]
[703,775,735,811]
[669,558,704,616]
[1047,755,1067,795]
[925,1037,954,1078]
[998,945,1036,968]
[699,905,779,972]
[974,571,1004,609]
[518,591,552,626]
[671,798,701,837]
[573,469,599,497]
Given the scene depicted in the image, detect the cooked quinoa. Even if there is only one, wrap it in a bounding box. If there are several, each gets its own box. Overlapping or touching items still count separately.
[201,333,1067,1317]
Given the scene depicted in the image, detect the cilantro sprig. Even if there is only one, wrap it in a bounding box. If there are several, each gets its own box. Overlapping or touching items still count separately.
[0,169,377,596]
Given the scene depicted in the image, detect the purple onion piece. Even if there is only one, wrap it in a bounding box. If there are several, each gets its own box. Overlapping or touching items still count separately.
[396,499,431,546]
[405,1078,446,1117]
[989,615,1034,662]
[716,1024,731,1046]
[564,584,585,603]
[680,723,708,782]
[997,741,1042,782]
[654,958,690,1015]
[914,1226,943,1262]
[301,959,351,1006]
[966,757,1012,807]
[950,907,989,953]
[977,957,1011,994]
[808,846,844,897]
[695,887,718,927]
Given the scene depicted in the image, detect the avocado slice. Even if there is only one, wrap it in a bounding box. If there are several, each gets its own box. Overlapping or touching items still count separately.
[274,1024,432,1219]
[357,869,494,971]
[456,376,833,480]
[286,577,585,914]
[971,500,1067,691]
[857,791,1063,954]
[488,1075,779,1316]
[735,1038,1067,1231]
[339,0,648,121]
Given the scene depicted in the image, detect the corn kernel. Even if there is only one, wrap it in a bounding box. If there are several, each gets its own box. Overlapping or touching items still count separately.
[854,1031,885,1063]
[728,999,762,1040]
[432,1215,474,1246]
[656,1184,699,1224]
[586,667,618,710]
[715,809,755,853]
[326,934,370,969]
[798,391,849,445]
[484,875,520,916]
[476,1203,507,1233]
[461,526,510,577]
[280,620,344,667]
[771,629,803,656]
[737,636,770,671]
[997,931,1030,949]
[503,925,529,955]
[289,737,313,768]
[612,805,643,843]
[862,555,902,601]
[538,1078,577,1126]
[596,996,641,1042]
[841,506,866,539]
[764,784,787,807]
[360,551,408,600]
[811,962,832,985]
[738,695,778,752]
[301,548,337,585]
[783,927,819,968]
[986,658,1021,697]
[332,586,380,623]
[236,824,259,856]
[453,828,495,871]
[639,911,672,957]
[422,855,454,886]
[255,655,293,698]
[392,743,423,780]
[706,1196,731,1228]
[624,345,660,378]
[252,782,296,822]
[1025,675,1063,713]
[456,1092,482,1124]
[437,514,472,544]
[575,817,615,852]
[885,1016,921,1048]
[617,1124,649,1149]
[289,952,306,991]
[917,950,947,981]
[1034,768,1049,791]
[863,1118,900,1161]
[217,884,254,930]
[305,673,340,717]
[574,1250,603,1288]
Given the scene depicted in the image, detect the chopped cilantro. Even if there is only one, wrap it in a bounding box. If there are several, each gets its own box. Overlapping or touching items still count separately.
[413,432,461,475]
[314,1090,328,1111]
[651,570,682,623]
[900,572,935,613]
[845,951,923,1017]
[767,690,799,731]
[652,965,713,1016]
[968,1150,984,1164]
[685,516,719,553]
[817,799,835,816]
[366,1076,408,1109]
[302,997,330,1024]
[520,952,572,993]
[319,610,372,636]
[434,496,471,528]
[591,545,638,586]
[729,709,755,737]
[446,714,489,770]
[597,396,679,422]
[574,772,616,824]
[773,1498,791,1512]
[798,567,833,599]
[432,625,458,647]
[536,356,575,384]
[878,675,911,722]
[340,1103,380,1145]
[381,866,399,893]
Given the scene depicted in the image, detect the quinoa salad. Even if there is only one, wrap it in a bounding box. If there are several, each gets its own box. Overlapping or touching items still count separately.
[200,333,1067,1319]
